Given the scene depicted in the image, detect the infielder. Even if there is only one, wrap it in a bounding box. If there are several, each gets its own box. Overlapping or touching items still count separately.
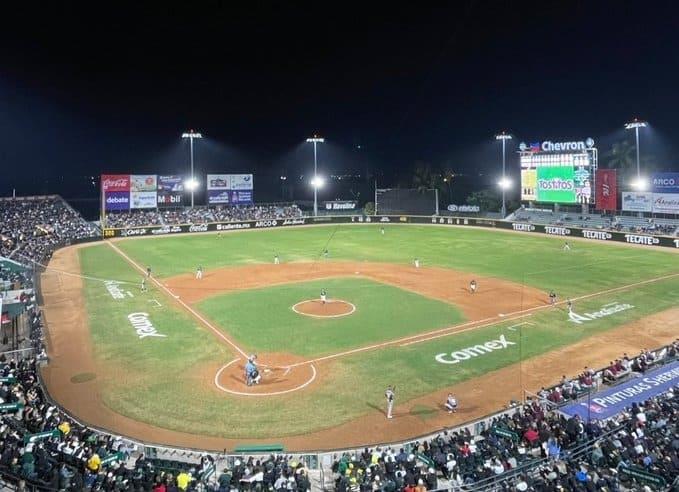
[320,288,327,305]
[274,253,280,265]
[195,265,203,280]
[141,277,147,293]
[414,258,420,269]
[470,279,477,294]
[549,290,557,305]
[323,248,329,259]
[566,298,573,314]
[146,266,152,278]
[385,385,395,419]
[444,394,458,413]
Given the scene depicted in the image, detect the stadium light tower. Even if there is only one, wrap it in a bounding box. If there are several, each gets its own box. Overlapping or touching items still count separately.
[624,119,648,180]
[495,132,512,217]
[306,135,325,216]
[182,130,203,208]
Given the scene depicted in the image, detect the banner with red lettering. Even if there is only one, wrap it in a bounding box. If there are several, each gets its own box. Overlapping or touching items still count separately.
[101,175,131,192]
[595,169,617,210]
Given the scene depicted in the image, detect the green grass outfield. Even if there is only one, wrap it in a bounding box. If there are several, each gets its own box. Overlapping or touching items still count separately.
[73,225,679,439]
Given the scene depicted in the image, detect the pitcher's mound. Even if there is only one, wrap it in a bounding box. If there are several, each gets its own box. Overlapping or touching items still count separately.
[292,299,356,318]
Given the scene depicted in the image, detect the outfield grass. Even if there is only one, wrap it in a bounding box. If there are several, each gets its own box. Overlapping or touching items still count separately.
[69,226,679,440]
[197,277,465,356]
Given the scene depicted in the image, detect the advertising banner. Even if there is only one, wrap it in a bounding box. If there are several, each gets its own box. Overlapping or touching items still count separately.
[651,193,679,214]
[105,191,131,211]
[536,166,576,203]
[520,169,537,201]
[101,174,130,192]
[229,174,254,190]
[561,360,679,421]
[595,169,617,210]
[621,191,652,212]
[157,193,183,206]
[325,200,358,211]
[130,175,157,192]
[651,172,679,194]
[230,191,253,204]
[157,175,184,193]
[208,190,230,204]
[207,174,229,190]
[130,191,157,209]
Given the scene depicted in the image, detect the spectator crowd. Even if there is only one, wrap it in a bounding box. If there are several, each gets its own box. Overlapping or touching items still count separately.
[0,197,99,265]
[104,204,303,228]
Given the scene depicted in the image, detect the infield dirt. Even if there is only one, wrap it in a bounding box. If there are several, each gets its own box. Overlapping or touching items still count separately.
[39,243,679,451]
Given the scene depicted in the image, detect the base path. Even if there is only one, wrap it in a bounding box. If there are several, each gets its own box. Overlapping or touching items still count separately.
[164,261,548,321]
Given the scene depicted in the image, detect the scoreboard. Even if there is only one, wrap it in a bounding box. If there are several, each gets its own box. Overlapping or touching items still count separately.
[519,139,597,204]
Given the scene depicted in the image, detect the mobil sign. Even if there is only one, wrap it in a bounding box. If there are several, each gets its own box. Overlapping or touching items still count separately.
[651,173,679,193]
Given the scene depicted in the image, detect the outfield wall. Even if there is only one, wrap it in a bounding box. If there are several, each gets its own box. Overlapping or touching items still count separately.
[102,214,679,249]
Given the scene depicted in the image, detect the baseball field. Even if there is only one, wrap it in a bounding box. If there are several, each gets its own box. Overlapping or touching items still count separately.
[39,224,679,451]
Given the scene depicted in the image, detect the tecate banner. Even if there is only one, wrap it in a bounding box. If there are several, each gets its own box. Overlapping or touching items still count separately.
[229,174,254,190]
[208,190,230,204]
[130,175,157,192]
[651,172,679,194]
[105,191,130,211]
[595,169,617,210]
[101,174,130,192]
[130,191,157,209]
[652,193,679,214]
[207,174,229,190]
[157,175,184,192]
[621,191,653,212]
[230,191,253,204]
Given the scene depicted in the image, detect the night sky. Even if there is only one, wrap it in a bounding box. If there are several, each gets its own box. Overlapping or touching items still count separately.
[1,1,678,202]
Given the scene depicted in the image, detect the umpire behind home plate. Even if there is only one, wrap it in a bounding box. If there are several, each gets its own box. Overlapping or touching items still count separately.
[385,385,395,419]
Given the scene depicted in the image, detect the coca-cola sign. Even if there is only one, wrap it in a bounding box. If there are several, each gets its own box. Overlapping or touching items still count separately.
[101,174,131,192]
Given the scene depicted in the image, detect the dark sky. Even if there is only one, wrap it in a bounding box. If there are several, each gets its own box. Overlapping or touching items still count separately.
[1,1,678,198]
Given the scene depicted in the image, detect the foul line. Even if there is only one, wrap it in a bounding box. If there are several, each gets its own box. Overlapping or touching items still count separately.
[106,241,249,359]
[287,270,679,366]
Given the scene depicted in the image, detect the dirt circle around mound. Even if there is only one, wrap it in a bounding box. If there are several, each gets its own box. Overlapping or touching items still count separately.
[292,299,356,318]
[214,353,318,396]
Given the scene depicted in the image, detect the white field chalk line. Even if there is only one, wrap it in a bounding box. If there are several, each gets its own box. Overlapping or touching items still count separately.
[506,321,535,331]
[107,241,249,359]
[291,299,357,318]
[214,358,317,397]
[289,269,679,365]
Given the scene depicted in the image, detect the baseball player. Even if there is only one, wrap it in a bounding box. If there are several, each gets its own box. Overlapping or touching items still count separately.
[141,277,147,293]
[146,266,152,278]
[470,279,477,294]
[563,241,571,251]
[385,385,395,419]
[549,290,557,305]
[323,248,329,259]
[195,265,203,280]
[274,253,280,265]
[566,298,573,314]
[444,394,458,414]
[414,258,420,269]
[380,226,385,235]
[320,288,327,305]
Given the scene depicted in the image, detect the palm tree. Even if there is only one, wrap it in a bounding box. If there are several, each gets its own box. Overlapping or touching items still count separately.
[604,141,636,172]
[412,162,441,192]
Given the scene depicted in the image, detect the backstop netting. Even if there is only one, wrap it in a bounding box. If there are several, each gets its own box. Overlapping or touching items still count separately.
[375,188,437,215]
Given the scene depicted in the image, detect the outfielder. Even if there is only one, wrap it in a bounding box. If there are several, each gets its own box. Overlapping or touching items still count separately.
[470,279,477,294]
[380,226,385,235]
[385,385,395,419]
[414,258,420,269]
[195,265,203,280]
[563,241,571,251]
[567,298,573,314]
[274,253,280,265]
[141,277,147,293]
[320,288,327,305]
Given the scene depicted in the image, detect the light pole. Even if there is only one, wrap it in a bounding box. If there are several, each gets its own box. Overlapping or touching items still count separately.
[624,119,648,180]
[182,130,203,208]
[306,135,325,215]
[495,132,512,217]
